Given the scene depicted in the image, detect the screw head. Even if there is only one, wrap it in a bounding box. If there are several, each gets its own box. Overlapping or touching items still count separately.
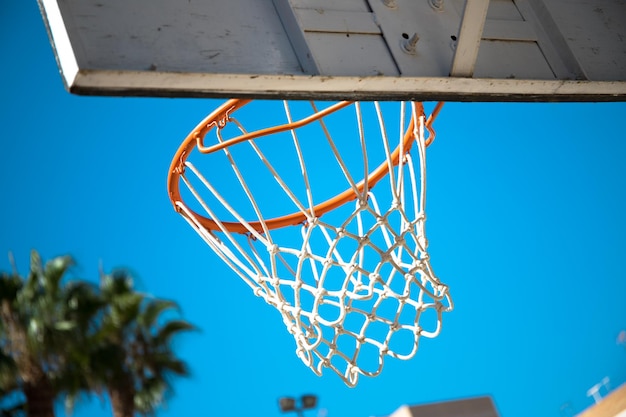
[429,0,444,11]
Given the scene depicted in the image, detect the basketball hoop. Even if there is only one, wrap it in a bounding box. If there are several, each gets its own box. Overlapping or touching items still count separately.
[168,99,452,386]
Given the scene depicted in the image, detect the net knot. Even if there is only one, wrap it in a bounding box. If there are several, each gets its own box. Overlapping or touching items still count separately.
[404,271,417,282]
[320,357,331,369]
[174,151,188,175]
[370,273,382,284]
[275,299,287,312]
[435,284,450,299]
[216,115,230,129]
[252,286,264,298]
[316,288,328,298]
[381,288,393,299]
[380,252,392,264]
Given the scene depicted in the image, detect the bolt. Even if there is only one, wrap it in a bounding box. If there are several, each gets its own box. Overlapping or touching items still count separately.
[429,0,444,11]
[450,34,457,51]
[401,33,419,54]
[382,0,397,8]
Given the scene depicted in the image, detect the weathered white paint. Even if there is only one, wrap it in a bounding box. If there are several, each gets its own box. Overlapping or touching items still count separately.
[450,0,490,77]
[39,0,79,88]
[38,0,626,100]
[68,70,626,101]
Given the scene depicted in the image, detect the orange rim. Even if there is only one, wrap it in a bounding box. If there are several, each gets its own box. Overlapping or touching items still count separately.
[168,100,443,234]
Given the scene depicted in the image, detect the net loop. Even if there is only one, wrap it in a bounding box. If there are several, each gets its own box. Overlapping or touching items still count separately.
[168,100,453,386]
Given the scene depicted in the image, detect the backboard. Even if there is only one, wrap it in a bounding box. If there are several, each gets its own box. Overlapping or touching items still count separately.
[38,0,626,101]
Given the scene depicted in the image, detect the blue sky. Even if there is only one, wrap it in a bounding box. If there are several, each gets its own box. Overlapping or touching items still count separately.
[2,2,626,417]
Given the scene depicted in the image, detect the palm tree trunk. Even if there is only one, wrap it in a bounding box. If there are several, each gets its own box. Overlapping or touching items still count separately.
[109,383,135,417]
[2,301,55,417]
[23,378,55,417]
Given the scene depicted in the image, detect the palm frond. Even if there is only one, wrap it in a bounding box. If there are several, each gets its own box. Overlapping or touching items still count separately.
[63,281,105,333]
[108,293,144,329]
[138,300,178,328]
[134,377,167,416]
[100,270,134,298]
[21,250,43,303]
[42,255,74,295]
[150,356,189,377]
[154,321,196,347]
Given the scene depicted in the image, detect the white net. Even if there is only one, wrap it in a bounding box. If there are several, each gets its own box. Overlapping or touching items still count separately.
[170,100,453,386]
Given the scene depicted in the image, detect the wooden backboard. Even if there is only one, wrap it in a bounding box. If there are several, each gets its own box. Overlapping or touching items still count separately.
[38,0,626,100]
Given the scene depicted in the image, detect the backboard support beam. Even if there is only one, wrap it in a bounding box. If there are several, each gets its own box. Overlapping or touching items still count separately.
[272,0,320,75]
[450,0,490,77]
[64,72,625,102]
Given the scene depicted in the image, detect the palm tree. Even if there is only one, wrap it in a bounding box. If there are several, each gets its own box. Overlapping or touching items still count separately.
[1,252,196,417]
[90,270,195,417]
[0,251,79,417]
[56,280,106,414]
